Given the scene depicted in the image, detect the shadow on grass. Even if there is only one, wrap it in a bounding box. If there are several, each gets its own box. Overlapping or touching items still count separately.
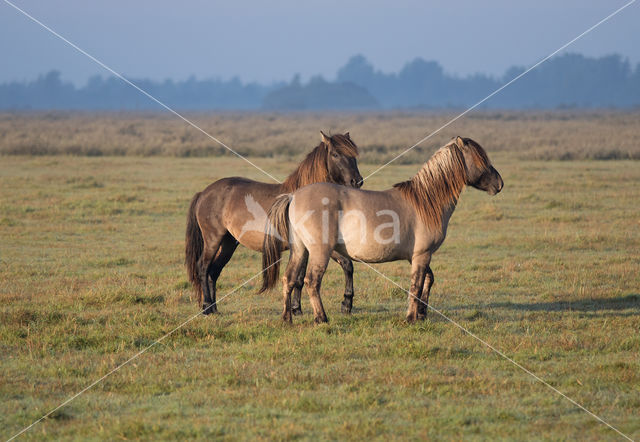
[457,294,639,313]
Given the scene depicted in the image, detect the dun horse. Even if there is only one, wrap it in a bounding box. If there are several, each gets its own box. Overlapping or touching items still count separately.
[261,137,503,323]
[186,132,363,314]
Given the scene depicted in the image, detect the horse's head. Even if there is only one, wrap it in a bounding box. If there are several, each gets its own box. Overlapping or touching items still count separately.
[455,136,503,195]
[321,131,363,188]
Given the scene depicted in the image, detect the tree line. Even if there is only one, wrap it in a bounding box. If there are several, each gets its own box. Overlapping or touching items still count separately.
[1,53,639,110]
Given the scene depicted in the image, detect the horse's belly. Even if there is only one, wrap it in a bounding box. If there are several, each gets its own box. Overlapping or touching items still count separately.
[230,228,264,252]
[336,212,409,262]
[336,240,405,263]
[227,217,289,252]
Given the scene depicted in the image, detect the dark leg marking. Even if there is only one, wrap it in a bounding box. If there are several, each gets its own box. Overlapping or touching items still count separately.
[202,233,238,315]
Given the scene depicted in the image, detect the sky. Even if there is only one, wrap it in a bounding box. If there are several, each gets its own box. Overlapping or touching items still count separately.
[1,0,639,86]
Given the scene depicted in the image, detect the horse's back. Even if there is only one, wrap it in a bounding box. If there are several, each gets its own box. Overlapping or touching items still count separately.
[200,176,278,195]
[196,176,282,251]
[291,182,400,213]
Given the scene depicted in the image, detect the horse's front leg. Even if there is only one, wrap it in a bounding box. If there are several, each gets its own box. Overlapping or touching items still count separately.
[330,252,354,314]
[291,253,308,315]
[406,254,430,323]
[417,266,434,320]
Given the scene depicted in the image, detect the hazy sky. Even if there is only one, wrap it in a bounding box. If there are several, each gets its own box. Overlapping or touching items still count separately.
[1,0,639,86]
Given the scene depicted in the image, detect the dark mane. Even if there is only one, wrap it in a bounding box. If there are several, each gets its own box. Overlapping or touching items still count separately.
[281,133,359,192]
[393,143,468,232]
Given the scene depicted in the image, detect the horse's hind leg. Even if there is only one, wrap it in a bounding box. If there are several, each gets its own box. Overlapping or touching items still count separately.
[304,252,332,324]
[406,254,430,323]
[206,233,239,314]
[198,230,225,315]
[291,252,308,315]
[282,248,308,323]
[417,266,434,320]
[331,252,354,314]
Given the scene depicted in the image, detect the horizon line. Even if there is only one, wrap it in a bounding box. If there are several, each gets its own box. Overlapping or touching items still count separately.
[1,50,636,87]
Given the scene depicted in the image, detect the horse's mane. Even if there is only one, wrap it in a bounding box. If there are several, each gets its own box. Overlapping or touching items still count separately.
[281,133,359,192]
[393,141,468,232]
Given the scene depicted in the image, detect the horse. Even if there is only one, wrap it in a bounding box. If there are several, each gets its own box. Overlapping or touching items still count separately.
[186,132,363,314]
[260,136,503,323]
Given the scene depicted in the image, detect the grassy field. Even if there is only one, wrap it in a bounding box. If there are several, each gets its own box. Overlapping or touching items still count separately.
[1,113,639,440]
[1,111,640,161]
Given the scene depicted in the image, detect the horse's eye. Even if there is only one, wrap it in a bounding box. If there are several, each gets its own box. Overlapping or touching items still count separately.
[331,152,339,159]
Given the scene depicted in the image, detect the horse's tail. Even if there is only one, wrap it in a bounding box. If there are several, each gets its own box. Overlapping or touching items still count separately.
[185,191,204,305]
[259,194,292,293]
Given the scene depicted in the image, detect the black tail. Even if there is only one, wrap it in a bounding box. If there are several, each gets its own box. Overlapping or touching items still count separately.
[185,192,204,306]
[259,194,292,293]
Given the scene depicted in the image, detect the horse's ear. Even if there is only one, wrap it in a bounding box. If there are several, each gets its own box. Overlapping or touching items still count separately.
[344,132,350,139]
[455,136,465,148]
[320,131,332,148]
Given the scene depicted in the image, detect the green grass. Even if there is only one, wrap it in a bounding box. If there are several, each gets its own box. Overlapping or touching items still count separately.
[1,153,639,440]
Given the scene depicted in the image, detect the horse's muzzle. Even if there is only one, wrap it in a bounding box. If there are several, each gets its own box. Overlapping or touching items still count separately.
[489,173,504,195]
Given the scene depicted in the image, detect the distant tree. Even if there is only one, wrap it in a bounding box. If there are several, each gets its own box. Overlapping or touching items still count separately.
[262,75,378,110]
[0,71,277,110]
[337,55,377,89]
[335,53,640,109]
[337,55,398,106]
[494,53,637,108]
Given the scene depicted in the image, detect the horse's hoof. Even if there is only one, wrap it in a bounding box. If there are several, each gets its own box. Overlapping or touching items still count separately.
[282,312,293,323]
[292,307,303,316]
[314,316,328,324]
[202,304,218,315]
[341,295,353,314]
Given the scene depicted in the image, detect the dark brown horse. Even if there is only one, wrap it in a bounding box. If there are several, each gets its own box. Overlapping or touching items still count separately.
[261,137,503,323]
[186,132,363,314]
